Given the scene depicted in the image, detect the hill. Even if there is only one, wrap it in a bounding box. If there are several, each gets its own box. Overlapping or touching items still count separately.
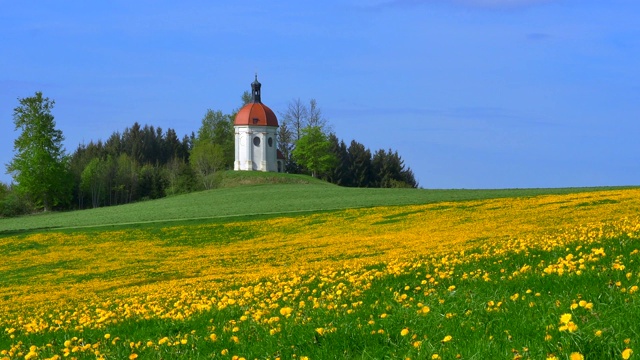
[1,187,639,359]
[0,171,635,234]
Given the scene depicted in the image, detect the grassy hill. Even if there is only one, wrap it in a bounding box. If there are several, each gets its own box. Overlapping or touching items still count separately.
[1,186,639,359]
[0,171,635,234]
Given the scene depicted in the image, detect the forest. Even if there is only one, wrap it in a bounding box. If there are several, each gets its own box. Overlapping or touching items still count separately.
[1,92,417,216]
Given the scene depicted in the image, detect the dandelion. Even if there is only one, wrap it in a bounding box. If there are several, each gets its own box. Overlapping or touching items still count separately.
[622,348,633,359]
[129,354,138,360]
[401,328,410,336]
[442,335,452,343]
[209,333,218,341]
[560,313,572,324]
[570,352,584,360]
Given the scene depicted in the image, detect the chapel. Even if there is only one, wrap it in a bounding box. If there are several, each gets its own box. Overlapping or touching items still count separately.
[233,75,283,172]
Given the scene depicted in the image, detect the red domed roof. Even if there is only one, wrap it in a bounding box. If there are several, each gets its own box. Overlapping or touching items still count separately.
[234,74,279,127]
[234,102,279,127]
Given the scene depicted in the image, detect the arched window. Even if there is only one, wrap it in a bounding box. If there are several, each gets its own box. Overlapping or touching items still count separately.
[253,137,261,146]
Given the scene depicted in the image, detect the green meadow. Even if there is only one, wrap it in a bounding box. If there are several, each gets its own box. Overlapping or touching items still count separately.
[0,171,631,234]
[1,175,639,360]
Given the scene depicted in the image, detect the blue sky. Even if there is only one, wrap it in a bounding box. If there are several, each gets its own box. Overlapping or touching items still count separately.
[1,0,638,188]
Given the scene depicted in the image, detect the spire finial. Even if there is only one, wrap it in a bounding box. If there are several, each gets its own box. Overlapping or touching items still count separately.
[251,74,262,103]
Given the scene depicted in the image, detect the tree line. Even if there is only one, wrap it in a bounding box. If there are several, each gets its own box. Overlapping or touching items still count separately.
[1,91,417,217]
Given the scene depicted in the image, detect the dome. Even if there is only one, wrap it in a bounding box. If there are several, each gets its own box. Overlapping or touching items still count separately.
[234,102,279,127]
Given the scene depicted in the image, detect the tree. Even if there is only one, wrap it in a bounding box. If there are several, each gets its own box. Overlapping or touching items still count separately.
[197,109,234,169]
[326,133,351,186]
[81,157,106,208]
[292,126,336,178]
[190,141,225,190]
[277,120,295,172]
[307,99,330,133]
[281,98,309,142]
[7,92,72,211]
[347,140,373,187]
[372,149,419,188]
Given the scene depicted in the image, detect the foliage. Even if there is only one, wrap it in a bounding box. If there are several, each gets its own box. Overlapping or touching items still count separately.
[7,89,420,213]
[6,92,72,211]
[372,148,418,188]
[0,183,32,218]
[190,141,226,190]
[347,139,373,187]
[164,157,198,196]
[1,189,639,359]
[196,109,234,169]
[80,157,106,208]
[68,123,192,209]
[292,126,337,178]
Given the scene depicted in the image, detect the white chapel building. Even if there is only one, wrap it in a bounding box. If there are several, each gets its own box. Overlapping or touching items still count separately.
[234,75,284,172]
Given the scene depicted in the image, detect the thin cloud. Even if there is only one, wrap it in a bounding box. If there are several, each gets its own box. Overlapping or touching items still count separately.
[526,32,552,41]
[355,0,555,10]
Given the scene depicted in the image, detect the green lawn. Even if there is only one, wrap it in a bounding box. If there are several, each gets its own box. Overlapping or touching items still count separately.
[0,171,635,234]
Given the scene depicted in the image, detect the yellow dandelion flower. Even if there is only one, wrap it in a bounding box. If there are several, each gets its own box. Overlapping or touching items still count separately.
[622,348,633,360]
[442,335,452,343]
[432,354,440,359]
[209,334,218,341]
[129,354,138,360]
[401,328,410,336]
[560,313,572,324]
[413,341,422,348]
[594,330,602,337]
[104,334,110,340]
[570,352,584,360]
[315,328,325,336]
[221,349,229,355]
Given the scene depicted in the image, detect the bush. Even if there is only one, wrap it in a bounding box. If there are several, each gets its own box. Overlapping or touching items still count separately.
[0,185,33,217]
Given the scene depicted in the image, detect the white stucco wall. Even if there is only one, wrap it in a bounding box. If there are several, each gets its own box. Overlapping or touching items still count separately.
[234,125,279,172]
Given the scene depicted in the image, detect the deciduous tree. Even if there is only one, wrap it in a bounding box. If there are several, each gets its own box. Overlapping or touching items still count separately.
[292,126,336,178]
[190,141,225,190]
[7,92,72,211]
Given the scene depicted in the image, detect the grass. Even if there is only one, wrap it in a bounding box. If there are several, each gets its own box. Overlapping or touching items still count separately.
[1,188,639,359]
[0,171,635,234]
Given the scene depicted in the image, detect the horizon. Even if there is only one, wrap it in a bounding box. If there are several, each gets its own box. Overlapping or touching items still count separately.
[2,0,639,189]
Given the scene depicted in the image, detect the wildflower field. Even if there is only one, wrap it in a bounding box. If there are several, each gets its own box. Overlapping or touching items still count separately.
[1,188,640,359]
